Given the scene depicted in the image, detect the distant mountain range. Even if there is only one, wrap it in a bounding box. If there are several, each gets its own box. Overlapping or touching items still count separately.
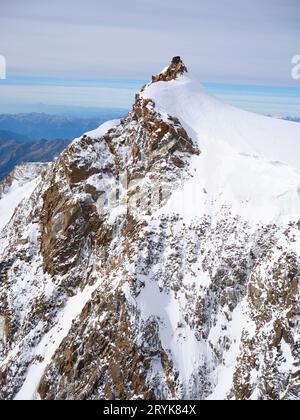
[0,129,30,142]
[0,111,126,140]
[284,116,300,123]
[0,103,128,118]
[0,137,70,180]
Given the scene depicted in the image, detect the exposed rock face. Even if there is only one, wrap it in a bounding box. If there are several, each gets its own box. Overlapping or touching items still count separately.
[151,56,188,83]
[0,58,300,400]
[39,88,198,279]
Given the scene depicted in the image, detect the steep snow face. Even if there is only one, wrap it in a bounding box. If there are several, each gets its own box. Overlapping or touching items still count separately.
[0,163,49,233]
[142,76,300,224]
[0,180,38,232]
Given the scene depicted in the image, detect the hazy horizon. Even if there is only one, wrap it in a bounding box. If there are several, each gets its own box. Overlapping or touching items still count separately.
[0,0,299,116]
[0,78,299,118]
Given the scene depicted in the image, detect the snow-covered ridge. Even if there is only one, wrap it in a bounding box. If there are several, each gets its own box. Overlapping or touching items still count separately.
[141,75,300,224]
[83,119,120,140]
[142,75,300,166]
[67,119,120,150]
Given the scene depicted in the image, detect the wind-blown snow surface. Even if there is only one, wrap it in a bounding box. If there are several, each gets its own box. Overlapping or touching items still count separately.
[142,76,300,224]
[84,119,120,139]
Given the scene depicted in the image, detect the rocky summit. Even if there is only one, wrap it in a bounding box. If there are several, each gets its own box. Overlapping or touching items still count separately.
[0,57,300,400]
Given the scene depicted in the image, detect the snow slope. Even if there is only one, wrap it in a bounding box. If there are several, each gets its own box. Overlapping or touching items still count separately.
[0,180,38,232]
[142,75,300,224]
[0,165,44,233]
[142,75,300,166]
[84,119,120,139]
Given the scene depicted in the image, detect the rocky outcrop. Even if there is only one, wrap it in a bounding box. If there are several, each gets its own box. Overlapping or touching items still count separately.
[150,56,188,84]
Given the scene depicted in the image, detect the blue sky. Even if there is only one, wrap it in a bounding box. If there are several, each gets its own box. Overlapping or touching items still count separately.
[0,0,299,116]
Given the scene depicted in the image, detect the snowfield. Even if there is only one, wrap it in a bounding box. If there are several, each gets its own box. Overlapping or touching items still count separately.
[142,75,300,224]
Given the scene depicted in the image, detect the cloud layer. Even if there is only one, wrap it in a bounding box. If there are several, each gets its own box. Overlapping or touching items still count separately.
[0,0,299,84]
